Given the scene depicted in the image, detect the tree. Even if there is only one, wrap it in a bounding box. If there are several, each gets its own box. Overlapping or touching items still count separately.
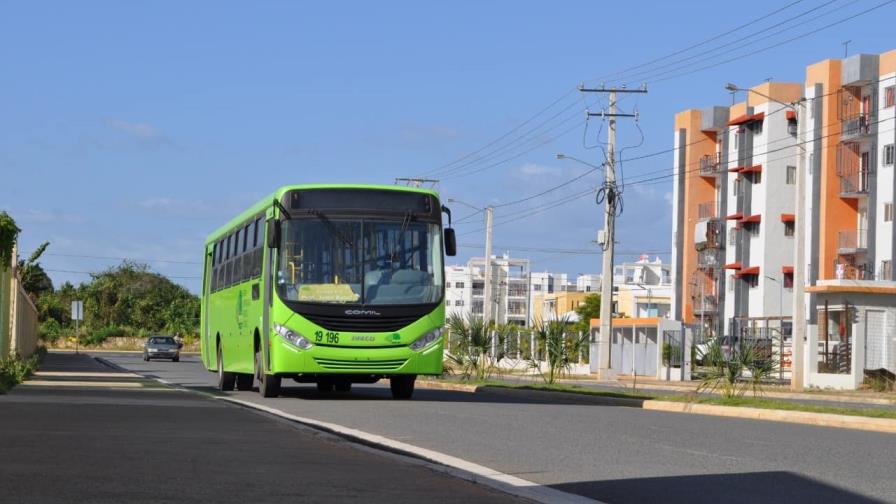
[0,211,20,269]
[573,293,601,334]
[19,242,53,297]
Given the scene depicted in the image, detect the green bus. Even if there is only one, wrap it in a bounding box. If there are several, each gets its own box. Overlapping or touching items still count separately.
[200,184,457,399]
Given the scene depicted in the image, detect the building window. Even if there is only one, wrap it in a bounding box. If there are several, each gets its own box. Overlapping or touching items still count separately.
[746,222,760,237]
[881,260,893,281]
[455,300,464,307]
[732,178,740,196]
[751,172,761,184]
[533,284,542,291]
[456,282,464,289]
[729,229,737,246]
[784,221,795,237]
[786,165,796,185]
[784,272,794,289]
[885,144,895,166]
[886,86,895,108]
[746,275,759,288]
[884,202,893,222]
[445,282,452,288]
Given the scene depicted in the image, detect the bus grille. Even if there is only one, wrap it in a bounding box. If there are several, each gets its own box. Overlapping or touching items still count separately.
[303,314,420,333]
[314,358,407,371]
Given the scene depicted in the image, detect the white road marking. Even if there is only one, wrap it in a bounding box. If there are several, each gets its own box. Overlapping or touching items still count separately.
[219,396,604,504]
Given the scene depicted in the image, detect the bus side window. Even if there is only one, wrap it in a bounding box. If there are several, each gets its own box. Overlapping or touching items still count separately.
[240,223,251,282]
[216,239,225,291]
[225,233,235,287]
[211,243,218,291]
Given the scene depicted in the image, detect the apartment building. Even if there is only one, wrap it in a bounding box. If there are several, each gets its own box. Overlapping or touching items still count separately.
[445,255,532,326]
[671,49,896,389]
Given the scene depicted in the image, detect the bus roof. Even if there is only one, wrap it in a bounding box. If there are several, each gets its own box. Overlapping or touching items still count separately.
[204,183,440,245]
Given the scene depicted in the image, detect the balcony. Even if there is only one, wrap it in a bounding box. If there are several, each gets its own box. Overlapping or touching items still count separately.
[699,153,723,177]
[696,249,721,270]
[838,169,871,198]
[837,229,867,255]
[692,294,718,315]
[841,114,873,140]
[695,216,722,251]
[833,260,874,280]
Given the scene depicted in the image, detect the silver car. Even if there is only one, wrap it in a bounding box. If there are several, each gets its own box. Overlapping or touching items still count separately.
[143,336,181,362]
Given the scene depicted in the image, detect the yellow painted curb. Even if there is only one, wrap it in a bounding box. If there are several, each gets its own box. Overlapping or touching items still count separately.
[643,400,896,434]
[416,380,480,393]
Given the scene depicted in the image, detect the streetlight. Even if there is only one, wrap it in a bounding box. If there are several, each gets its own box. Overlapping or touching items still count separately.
[447,198,494,327]
[727,82,806,390]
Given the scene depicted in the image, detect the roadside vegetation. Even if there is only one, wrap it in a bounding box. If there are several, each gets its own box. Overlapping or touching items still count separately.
[444,313,511,381]
[696,337,779,398]
[528,316,588,384]
[0,347,46,394]
[35,262,200,349]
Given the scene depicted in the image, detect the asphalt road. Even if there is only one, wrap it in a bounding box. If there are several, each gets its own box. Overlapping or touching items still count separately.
[0,353,518,504]
[97,351,896,504]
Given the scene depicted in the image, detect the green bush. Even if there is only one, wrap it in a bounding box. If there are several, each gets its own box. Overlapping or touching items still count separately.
[82,325,127,346]
[0,353,40,393]
[38,319,63,342]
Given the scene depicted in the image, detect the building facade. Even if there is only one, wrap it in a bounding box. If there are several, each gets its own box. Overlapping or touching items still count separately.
[671,49,896,388]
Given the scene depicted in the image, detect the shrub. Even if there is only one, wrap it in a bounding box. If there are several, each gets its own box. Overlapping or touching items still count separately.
[528,317,586,385]
[38,319,63,342]
[82,325,127,346]
[0,353,40,393]
[698,338,779,398]
[444,313,510,381]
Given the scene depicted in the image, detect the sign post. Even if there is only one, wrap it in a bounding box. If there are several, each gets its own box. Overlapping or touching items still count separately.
[72,300,83,355]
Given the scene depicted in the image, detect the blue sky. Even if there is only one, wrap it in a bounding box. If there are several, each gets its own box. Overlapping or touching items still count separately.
[2,0,895,293]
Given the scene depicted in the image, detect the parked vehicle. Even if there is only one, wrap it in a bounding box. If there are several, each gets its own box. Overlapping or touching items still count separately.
[144,336,181,362]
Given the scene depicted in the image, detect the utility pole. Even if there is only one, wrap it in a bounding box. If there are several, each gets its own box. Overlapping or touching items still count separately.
[483,206,494,326]
[579,83,647,379]
[791,98,807,390]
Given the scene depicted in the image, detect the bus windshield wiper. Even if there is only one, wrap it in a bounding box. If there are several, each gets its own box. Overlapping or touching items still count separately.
[307,209,353,248]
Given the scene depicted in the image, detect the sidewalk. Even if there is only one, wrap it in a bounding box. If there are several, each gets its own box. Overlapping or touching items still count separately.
[486,371,896,409]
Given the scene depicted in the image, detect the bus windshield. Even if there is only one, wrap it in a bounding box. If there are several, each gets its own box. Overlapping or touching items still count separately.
[276,218,444,305]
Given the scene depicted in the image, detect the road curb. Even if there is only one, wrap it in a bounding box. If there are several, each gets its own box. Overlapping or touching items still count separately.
[641,400,896,434]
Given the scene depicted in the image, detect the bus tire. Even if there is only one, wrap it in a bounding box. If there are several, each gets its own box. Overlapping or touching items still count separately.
[255,348,280,398]
[236,373,253,391]
[334,380,352,393]
[316,380,334,393]
[217,344,236,391]
[390,375,415,400]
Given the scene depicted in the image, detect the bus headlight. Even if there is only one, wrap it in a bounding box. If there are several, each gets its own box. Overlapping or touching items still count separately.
[274,324,312,350]
[409,328,443,351]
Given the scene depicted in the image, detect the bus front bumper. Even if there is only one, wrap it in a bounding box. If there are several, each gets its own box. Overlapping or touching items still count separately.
[270,337,443,376]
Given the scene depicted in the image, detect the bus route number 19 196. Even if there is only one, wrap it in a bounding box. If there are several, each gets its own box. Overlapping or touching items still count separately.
[314,330,339,344]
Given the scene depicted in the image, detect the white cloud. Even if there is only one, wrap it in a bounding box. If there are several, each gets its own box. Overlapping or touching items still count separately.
[517,163,561,177]
[106,119,161,140]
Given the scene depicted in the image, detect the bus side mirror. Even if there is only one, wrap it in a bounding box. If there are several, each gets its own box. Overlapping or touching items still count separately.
[444,228,457,257]
[267,220,281,248]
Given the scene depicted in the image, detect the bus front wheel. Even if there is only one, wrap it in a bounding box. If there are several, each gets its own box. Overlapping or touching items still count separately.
[217,344,236,391]
[390,375,415,400]
[255,348,281,398]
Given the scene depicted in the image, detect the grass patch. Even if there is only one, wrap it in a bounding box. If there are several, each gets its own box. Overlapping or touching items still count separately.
[439,375,896,421]
[660,395,896,420]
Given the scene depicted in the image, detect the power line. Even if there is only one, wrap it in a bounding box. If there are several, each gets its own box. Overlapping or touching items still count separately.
[643,0,895,85]
[588,0,808,84]
[613,0,847,86]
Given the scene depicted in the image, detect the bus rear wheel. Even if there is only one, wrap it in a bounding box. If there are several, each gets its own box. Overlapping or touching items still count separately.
[255,348,281,398]
[390,375,415,400]
[217,344,236,391]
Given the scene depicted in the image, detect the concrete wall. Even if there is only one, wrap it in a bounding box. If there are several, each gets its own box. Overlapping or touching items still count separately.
[1,245,39,359]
